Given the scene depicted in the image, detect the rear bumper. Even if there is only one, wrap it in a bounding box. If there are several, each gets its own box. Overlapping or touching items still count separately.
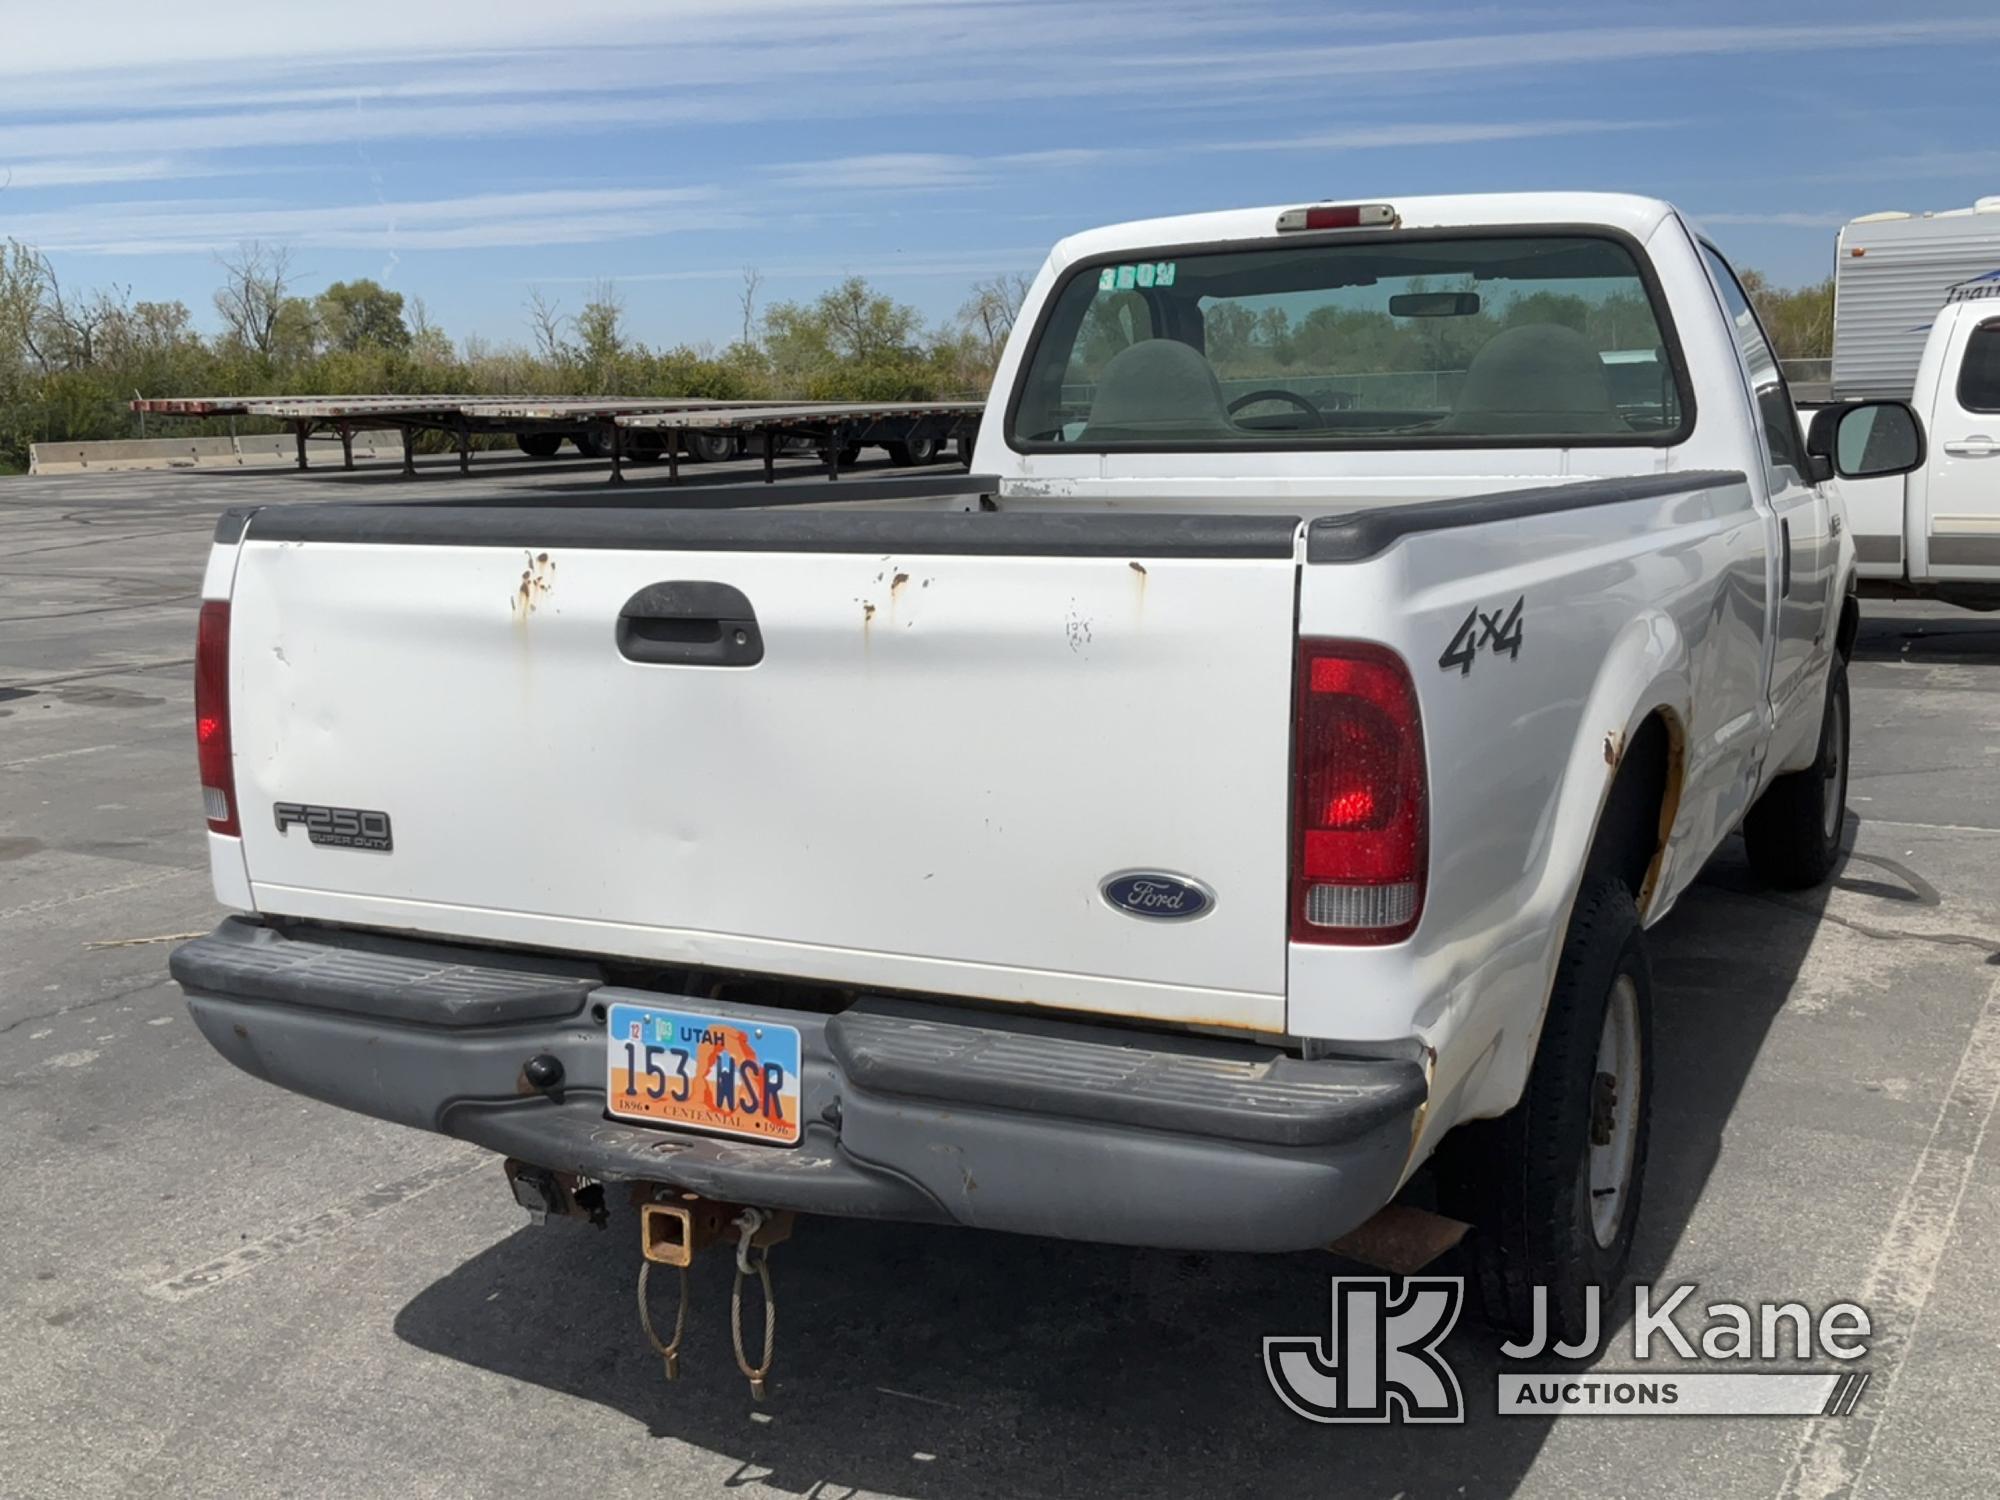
[170,918,1426,1252]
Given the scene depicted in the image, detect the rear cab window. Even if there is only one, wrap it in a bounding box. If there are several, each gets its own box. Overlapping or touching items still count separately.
[1008,233,1691,451]
[1957,320,2000,413]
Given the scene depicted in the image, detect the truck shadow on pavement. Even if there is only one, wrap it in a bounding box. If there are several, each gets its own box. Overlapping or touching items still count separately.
[1846,606,2000,668]
[395,830,1860,1500]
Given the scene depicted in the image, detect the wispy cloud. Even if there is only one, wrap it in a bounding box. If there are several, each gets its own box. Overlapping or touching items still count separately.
[1803,149,2000,186]
[524,245,1057,285]
[0,156,211,189]
[1135,17,2000,88]
[1693,211,1849,229]
[3,185,740,254]
[0,1,1364,129]
[766,118,1668,196]
[1196,118,1670,153]
[763,154,998,192]
[0,9,1991,167]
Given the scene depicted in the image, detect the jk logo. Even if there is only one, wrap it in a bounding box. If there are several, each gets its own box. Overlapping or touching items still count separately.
[1264,1276,1465,1424]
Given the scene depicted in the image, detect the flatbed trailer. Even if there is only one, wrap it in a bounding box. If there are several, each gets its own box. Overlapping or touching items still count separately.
[614,400,982,483]
[128,394,981,482]
[127,394,751,475]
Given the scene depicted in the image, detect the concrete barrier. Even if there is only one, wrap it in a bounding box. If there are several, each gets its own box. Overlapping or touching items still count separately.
[28,431,405,475]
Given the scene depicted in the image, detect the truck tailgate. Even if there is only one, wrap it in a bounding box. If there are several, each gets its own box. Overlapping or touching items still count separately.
[224,508,1302,1030]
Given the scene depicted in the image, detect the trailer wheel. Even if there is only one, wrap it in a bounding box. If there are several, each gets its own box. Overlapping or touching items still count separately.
[955,434,974,468]
[1436,875,1652,1346]
[819,443,864,467]
[570,429,608,459]
[688,431,736,464]
[516,432,562,459]
[888,437,939,466]
[1742,657,1849,890]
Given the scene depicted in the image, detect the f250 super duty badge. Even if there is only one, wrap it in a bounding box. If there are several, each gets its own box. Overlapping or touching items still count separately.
[273,802,393,851]
[1439,596,1524,676]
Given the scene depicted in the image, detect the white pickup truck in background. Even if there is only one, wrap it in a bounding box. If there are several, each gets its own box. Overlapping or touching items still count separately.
[170,192,1927,1346]
[1804,282,2000,610]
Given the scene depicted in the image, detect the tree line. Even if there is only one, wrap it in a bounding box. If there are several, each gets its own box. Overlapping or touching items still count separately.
[0,234,1832,473]
[0,240,1033,470]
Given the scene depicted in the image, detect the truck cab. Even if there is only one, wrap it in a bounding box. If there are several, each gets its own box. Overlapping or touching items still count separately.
[1808,287,2000,608]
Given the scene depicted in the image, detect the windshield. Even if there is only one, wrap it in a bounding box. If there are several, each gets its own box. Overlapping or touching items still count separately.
[1008,233,1687,449]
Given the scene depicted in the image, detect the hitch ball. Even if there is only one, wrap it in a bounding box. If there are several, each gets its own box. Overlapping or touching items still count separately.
[523,1053,565,1090]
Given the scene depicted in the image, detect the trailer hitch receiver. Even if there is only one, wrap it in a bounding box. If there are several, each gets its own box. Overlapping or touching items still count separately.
[633,1189,794,1397]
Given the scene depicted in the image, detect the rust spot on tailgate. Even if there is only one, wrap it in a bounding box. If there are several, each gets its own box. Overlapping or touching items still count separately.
[1064,600,1093,654]
[511,550,556,615]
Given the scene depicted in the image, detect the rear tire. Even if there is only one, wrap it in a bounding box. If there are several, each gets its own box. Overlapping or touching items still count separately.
[1437,876,1652,1345]
[888,436,939,466]
[688,431,736,464]
[570,429,608,459]
[1742,657,1849,889]
[516,432,562,459]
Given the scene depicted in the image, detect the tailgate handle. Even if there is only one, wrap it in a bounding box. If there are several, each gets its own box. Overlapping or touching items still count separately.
[617,582,763,667]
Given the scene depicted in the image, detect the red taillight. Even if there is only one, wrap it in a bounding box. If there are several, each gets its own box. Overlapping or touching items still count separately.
[194,600,238,836]
[1292,640,1426,945]
[1275,203,1399,233]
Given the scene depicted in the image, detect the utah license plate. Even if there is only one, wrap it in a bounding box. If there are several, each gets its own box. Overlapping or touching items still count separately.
[604,1003,802,1145]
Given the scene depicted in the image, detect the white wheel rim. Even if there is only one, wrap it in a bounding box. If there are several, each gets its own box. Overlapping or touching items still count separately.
[1821,685,1847,845]
[1587,975,1642,1249]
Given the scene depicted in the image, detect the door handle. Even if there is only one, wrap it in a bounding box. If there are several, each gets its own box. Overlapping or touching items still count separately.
[1829,513,1842,538]
[616,581,763,666]
[1779,517,1792,598]
[1941,436,1999,457]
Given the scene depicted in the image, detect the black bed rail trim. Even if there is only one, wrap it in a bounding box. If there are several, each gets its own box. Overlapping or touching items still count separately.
[415,472,1001,511]
[1306,469,1750,564]
[243,503,1305,558]
[214,505,261,544]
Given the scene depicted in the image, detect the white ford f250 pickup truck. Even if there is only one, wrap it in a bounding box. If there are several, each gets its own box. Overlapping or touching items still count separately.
[1802,280,2000,610]
[171,193,1928,1348]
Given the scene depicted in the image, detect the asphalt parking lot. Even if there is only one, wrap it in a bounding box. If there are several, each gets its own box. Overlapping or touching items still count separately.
[2,453,1997,1499]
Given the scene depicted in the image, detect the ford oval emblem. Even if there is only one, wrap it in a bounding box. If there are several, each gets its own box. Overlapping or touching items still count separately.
[1100,870,1216,922]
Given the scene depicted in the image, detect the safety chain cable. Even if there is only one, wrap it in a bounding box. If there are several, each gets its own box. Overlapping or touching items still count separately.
[637,1259,689,1383]
[730,1208,777,1399]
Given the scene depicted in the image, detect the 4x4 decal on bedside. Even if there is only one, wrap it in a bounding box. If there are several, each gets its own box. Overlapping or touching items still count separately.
[1439,596,1524,676]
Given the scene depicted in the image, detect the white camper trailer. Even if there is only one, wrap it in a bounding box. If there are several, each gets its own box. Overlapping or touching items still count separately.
[1832,198,2000,399]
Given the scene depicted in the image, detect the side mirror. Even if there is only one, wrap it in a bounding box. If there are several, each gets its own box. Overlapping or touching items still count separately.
[1806,400,1926,480]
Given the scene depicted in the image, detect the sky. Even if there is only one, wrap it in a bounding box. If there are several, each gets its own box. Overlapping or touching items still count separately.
[2,0,1998,352]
